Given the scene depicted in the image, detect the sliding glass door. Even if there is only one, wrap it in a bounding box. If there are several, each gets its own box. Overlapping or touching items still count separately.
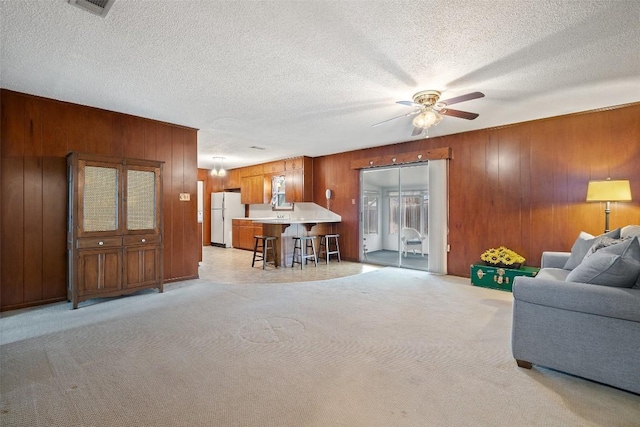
[359,160,448,273]
[360,164,430,271]
[361,167,398,266]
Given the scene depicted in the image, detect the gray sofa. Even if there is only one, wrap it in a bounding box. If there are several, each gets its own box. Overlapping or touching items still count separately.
[511,226,640,394]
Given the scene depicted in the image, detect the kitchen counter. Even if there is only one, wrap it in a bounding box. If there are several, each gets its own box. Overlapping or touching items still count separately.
[252,218,338,225]
[251,219,341,267]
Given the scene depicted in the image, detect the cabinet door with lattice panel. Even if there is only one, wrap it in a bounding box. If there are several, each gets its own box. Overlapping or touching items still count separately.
[76,160,123,237]
[124,165,162,234]
[123,164,163,290]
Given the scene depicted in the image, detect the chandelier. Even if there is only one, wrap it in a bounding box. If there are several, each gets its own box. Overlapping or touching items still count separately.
[211,157,226,177]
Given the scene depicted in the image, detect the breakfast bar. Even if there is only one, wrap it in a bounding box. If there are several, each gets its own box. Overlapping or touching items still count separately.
[253,219,340,267]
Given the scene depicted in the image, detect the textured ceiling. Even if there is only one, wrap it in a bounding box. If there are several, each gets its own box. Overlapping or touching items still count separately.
[2,1,639,170]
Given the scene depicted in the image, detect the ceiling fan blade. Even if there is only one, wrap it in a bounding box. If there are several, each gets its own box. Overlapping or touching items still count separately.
[371,110,420,127]
[440,108,479,120]
[439,91,484,106]
[396,100,420,107]
[411,127,423,136]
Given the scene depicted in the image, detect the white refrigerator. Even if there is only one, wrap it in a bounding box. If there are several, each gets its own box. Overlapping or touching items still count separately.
[211,192,245,248]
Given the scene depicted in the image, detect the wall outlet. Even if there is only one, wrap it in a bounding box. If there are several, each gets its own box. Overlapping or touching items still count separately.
[352,199,355,205]
[179,193,190,201]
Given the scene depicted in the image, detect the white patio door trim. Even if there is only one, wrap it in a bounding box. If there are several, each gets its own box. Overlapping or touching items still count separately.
[427,159,448,275]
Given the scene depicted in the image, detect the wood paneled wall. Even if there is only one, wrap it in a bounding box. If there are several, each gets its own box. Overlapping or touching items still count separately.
[313,103,640,277]
[0,89,199,310]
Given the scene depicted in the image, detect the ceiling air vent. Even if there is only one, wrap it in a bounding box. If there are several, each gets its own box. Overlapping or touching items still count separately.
[68,0,115,18]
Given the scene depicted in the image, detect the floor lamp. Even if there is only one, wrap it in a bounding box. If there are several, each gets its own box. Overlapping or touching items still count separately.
[586,179,632,233]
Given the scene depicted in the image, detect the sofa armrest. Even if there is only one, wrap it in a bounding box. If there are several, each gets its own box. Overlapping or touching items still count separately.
[541,251,570,269]
[513,276,640,322]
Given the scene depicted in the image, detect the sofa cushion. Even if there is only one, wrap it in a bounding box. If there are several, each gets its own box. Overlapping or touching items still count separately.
[563,228,621,270]
[513,277,640,328]
[536,268,571,281]
[566,237,640,288]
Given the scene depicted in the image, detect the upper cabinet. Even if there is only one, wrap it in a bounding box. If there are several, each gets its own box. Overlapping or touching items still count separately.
[223,169,241,190]
[285,156,313,203]
[285,158,304,171]
[263,160,285,174]
[232,156,313,206]
[240,174,265,204]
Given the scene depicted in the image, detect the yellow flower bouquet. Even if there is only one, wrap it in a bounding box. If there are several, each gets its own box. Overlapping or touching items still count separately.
[480,246,525,269]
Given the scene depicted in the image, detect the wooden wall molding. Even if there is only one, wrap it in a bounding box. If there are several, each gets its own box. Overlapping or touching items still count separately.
[350,147,451,169]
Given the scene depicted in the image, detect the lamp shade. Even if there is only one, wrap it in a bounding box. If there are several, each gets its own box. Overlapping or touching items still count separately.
[586,179,632,202]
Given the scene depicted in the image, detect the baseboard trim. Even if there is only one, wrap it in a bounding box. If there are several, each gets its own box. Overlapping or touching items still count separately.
[1,297,67,312]
[164,275,199,284]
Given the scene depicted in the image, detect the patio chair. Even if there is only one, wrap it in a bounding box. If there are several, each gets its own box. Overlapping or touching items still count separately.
[401,227,426,257]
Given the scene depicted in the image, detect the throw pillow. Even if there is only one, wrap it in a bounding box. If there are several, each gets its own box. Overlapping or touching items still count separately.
[563,228,621,270]
[566,237,640,288]
[584,236,631,258]
[621,225,640,239]
[599,236,635,256]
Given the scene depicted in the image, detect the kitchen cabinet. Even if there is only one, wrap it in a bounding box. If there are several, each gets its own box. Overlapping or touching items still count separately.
[232,219,263,251]
[233,156,313,206]
[284,156,313,203]
[242,164,264,177]
[67,153,163,309]
[285,169,304,203]
[223,169,241,190]
[240,175,265,204]
[262,160,285,174]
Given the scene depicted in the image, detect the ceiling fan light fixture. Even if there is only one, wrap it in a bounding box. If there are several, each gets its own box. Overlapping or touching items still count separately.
[412,109,442,129]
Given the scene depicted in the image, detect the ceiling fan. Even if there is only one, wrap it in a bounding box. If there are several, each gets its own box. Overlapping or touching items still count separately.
[372,90,485,136]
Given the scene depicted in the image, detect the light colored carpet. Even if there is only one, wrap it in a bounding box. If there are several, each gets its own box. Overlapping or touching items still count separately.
[1,268,639,426]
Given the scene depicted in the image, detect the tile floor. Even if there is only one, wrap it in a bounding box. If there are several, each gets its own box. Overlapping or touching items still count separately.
[364,249,429,270]
[198,245,381,285]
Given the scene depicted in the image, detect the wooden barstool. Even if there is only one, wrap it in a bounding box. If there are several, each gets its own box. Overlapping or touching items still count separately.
[319,234,341,263]
[252,235,277,269]
[291,236,318,268]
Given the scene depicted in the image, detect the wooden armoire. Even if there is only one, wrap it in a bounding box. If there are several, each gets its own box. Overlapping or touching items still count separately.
[67,153,164,309]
